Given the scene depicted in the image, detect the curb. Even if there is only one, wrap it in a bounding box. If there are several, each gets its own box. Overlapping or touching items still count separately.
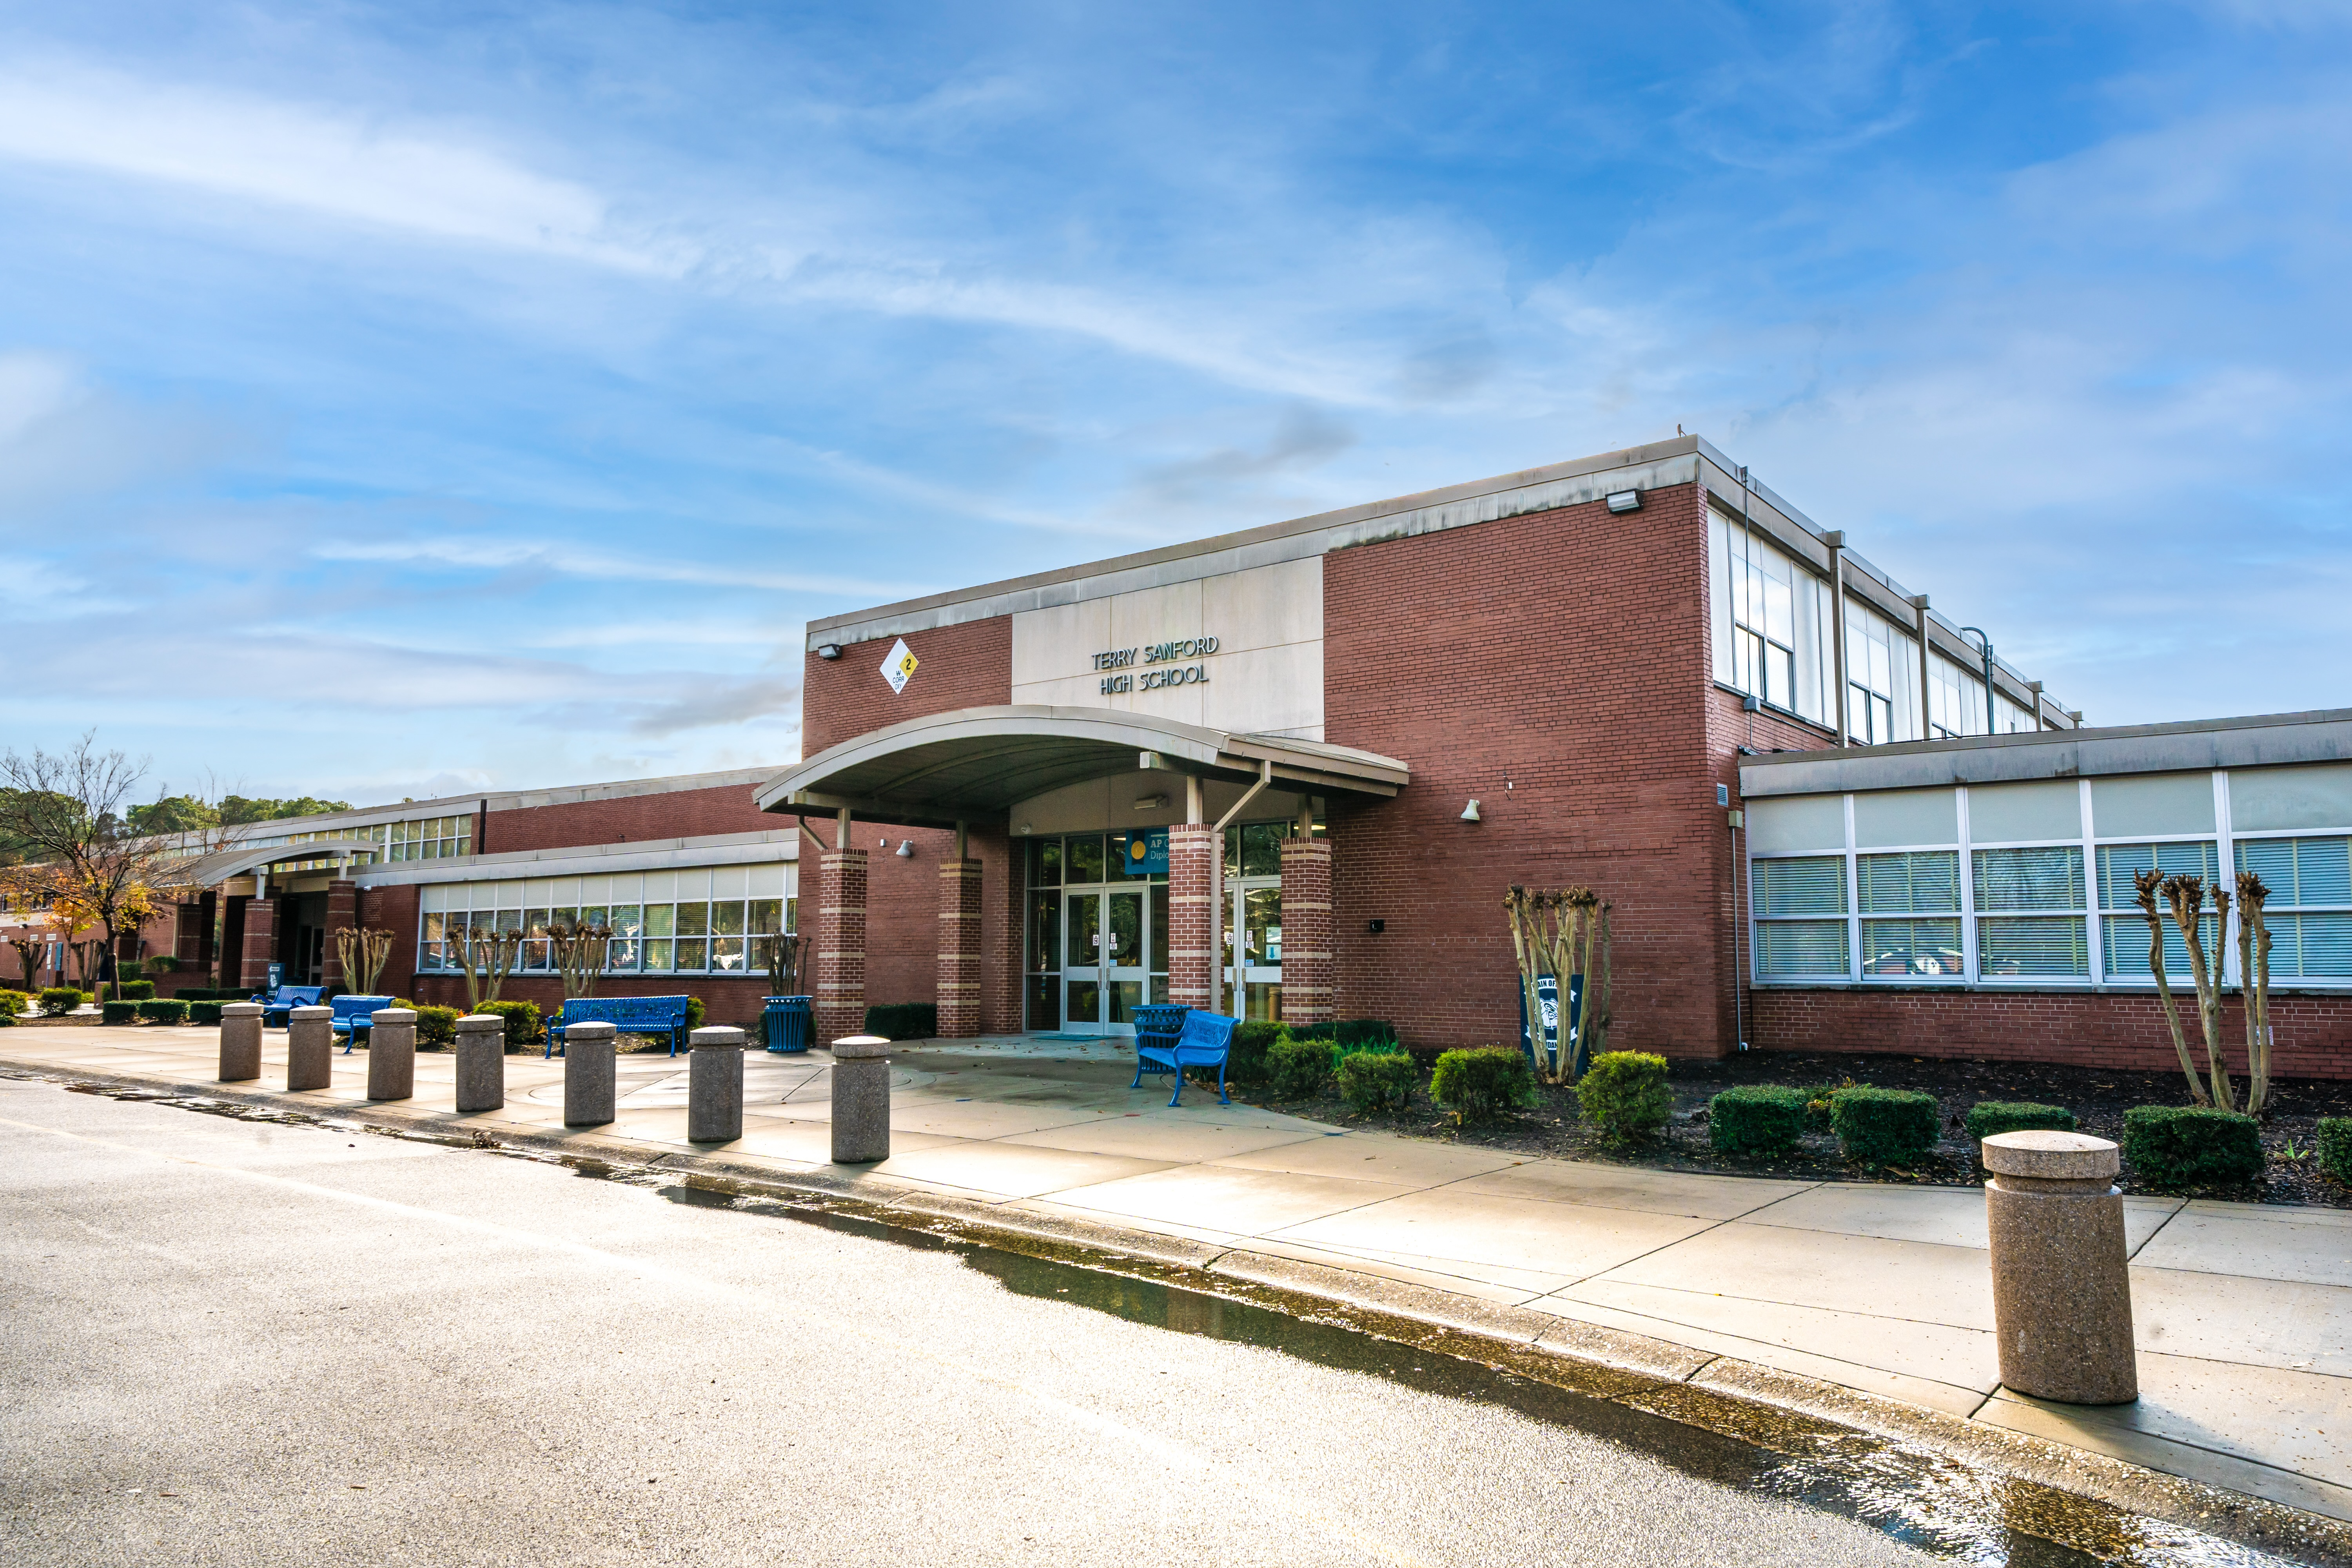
[10,1050,2350,1565]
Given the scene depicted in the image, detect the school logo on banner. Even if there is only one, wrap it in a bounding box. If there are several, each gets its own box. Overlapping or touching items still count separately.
[880,638,918,695]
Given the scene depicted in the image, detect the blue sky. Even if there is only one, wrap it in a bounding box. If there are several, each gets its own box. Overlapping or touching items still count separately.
[4,2,2347,806]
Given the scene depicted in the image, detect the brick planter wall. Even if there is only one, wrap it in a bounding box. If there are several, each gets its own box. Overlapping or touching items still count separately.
[1751,985,2352,1079]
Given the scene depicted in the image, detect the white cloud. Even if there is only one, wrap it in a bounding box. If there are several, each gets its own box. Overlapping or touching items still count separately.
[0,62,691,273]
[307,535,920,600]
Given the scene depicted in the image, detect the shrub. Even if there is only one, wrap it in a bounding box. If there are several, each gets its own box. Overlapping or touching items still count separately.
[477,999,543,1051]
[188,1000,227,1026]
[862,1002,937,1041]
[1710,1085,1809,1157]
[1798,1080,1859,1132]
[0,989,27,1016]
[2123,1105,2263,1188]
[686,995,707,1034]
[2318,1119,2352,1185]
[136,999,190,1024]
[1830,1087,1941,1167]
[1576,1051,1671,1143]
[142,955,181,975]
[1333,1018,1399,1049]
[1267,1033,1334,1099]
[1430,1046,1537,1121]
[116,980,156,1001]
[1284,1021,1338,1042]
[1228,1019,1282,1083]
[1965,1102,2077,1143]
[40,987,85,1016]
[100,1000,140,1025]
[414,1005,461,1049]
[1337,1048,1416,1114]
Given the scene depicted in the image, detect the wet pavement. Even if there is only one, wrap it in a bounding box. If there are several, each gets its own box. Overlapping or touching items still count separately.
[0,1074,2311,1566]
[5,1024,2352,1529]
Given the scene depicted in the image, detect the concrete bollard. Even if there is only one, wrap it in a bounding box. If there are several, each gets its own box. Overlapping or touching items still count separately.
[1984,1130,2138,1405]
[688,1026,745,1143]
[219,1002,263,1082]
[367,1009,417,1102]
[285,1005,332,1092]
[453,1014,506,1112]
[830,1035,892,1165]
[563,1020,617,1127]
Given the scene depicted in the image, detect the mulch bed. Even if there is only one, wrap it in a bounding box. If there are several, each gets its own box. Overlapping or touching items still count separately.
[1232,1051,2352,1209]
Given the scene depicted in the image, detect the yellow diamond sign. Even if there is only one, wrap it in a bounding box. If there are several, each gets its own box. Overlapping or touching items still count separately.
[880,637,918,695]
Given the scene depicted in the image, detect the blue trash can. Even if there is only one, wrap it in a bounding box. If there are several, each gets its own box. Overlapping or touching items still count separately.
[763,995,813,1054]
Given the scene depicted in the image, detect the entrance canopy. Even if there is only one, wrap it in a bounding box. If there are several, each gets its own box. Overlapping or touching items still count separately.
[158,838,384,891]
[755,705,1408,830]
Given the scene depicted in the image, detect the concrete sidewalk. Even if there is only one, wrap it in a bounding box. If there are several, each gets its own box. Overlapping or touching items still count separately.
[6,1022,2349,1525]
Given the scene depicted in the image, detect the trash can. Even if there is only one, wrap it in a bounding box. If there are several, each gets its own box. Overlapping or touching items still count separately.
[763,995,813,1054]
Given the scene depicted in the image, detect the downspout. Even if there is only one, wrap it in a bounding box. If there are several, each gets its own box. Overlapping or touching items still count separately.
[1825,530,1851,746]
[1911,595,1933,740]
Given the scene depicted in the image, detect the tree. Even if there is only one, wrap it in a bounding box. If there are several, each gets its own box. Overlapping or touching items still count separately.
[550,920,614,1001]
[334,926,397,997]
[1503,886,1616,1085]
[2132,869,2210,1106]
[2237,872,2276,1119]
[0,738,177,1004]
[218,795,352,826]
[2162,874,2236,1111]
[448,924,522,1010]
[0,864,56,989]
[127,795,221,836]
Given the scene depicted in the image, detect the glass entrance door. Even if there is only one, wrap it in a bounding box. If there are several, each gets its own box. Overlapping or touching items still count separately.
[1224,883,1283,1021]
[1063,887,1147,1033]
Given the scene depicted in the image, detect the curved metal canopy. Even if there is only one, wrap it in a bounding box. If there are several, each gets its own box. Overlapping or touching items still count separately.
[755,705,1408,830]
[158,838,385,889]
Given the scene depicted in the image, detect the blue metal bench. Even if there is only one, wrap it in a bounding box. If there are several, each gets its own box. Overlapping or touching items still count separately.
[1131,1008,1240,1107]
[1130,1004,1187,1080]
[546,995,694,1058]
[332,994,396,1052]
[250,985,324,1028]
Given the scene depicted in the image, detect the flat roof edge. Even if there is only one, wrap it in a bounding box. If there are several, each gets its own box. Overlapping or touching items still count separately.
[1739,708,2352,796]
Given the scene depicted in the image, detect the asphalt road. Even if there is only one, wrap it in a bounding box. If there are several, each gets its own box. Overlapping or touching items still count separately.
[0,1076,1951,1568]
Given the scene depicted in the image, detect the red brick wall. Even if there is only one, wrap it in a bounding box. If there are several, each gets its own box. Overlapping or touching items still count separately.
[405,972,778,1032]
[938,857,984,1035]
[1325,480,1755,1058]
[364,884,422,1000]
[487,783,771,855]
[1751,987,2352,1079]
[1280,837,1334,1024]
[800,618,1013,759]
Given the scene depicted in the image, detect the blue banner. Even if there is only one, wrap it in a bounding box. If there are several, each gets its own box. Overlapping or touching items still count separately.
[1123,829,1169,876]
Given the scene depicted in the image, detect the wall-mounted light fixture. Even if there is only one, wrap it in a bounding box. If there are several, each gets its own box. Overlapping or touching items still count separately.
[816,644,842,660]
[895,840,915,858]
[1134,793,1169,811]
[1460,799,1482,823]
[1368,918,1386,934]
[1605,490,1642,514]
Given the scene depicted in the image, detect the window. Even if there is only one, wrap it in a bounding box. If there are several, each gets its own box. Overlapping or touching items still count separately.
[1858,851,1960,978]
[1844,606,1901,744]
[1712,510,1830,723]
[1927,653,1983,739]
[2096,842,2220,978]
[2236,836,2352,980]
[1751,855,1849,978]
[385,815,472,862]
[1974,846,2089,978]
[419,864,795,976]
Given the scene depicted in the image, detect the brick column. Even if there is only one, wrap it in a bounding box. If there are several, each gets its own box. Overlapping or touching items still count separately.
[813,849,868,1044]
[174,900,206,970]
[320,879,357,990]
[1167,825,1217,1011]
[239,897,278,989]
[1279,835,1334,1026]
[936,858,984,1037]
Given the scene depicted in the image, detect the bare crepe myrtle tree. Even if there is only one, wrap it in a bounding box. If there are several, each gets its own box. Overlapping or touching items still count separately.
[549,921,614,1001]
[2161,874,2236,1111]
[2237,871,2276,1118]
[759,931,808,995]
[1503,885,1615,1085]
[449,924,523,1011]
[333,926,397,997]
[2132,868,2210,1106]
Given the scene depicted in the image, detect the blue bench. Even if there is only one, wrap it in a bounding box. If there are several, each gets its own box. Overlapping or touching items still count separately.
[546,995,694,1058]
[1131,1007,1240,1107]
[332,995,396,1052]
[250,985,324,1028]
